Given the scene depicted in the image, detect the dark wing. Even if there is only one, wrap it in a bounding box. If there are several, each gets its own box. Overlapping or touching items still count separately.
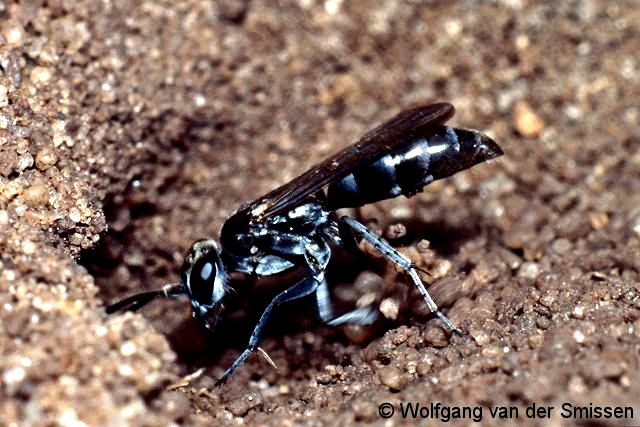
[246,103,455,220]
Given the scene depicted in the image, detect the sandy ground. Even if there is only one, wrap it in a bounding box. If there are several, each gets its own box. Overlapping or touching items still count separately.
[1,0,639,425]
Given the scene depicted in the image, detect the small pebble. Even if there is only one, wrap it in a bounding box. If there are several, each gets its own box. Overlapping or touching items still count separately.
[3,366,26,388]
[573,330,585,343]
[471,330,490,346]
[431,259,452,279]
[518,261,540,279]
[2,181,22,199]
[551,238,572,254]
[35,147,59,170]
[513,101,544,138]
[120,341,137,357]
[30,66,52,84]
[22,184,49,206]
[536,317,550,329]
[379,298,399,320]
[377,365,409,391]
[539,292,557,308]
[588,211,608,230]
[69,208,82,223]
[16,153,34,172]
[568,375,586,394]
[528,332,545,348]
[481,345,502,358]
[3,23,25,47]
[22,240,36,255]
[423,325,449,347]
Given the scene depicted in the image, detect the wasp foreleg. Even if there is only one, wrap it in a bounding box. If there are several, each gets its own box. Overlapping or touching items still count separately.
[215,273,322,386]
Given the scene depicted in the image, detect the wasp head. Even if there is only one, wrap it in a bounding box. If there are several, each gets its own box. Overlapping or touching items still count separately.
[182,239,230,330]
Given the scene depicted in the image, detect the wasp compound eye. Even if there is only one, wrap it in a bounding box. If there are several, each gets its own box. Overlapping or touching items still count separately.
[189,257,217,306]
[181,239,229,324]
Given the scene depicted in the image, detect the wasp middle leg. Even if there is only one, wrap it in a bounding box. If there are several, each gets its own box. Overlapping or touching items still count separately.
[315,279,379,326]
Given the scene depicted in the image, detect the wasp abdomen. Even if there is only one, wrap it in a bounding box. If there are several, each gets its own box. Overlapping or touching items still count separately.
[326,126,499,209]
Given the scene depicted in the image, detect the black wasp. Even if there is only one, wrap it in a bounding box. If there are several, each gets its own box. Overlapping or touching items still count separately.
[107,103,503,385]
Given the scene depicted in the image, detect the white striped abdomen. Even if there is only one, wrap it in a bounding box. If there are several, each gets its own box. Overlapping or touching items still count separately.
[326,126,482,209]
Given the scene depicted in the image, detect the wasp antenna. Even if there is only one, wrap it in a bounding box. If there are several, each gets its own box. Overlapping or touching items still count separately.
[105,283,184,314]
[161,283,185,298]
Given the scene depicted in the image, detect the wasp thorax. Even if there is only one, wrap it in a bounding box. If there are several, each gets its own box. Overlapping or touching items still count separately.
[181,239,229,329]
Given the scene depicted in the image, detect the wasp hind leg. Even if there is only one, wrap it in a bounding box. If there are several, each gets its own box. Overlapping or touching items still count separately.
[215,274,322,386]
[340,216,462,335]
